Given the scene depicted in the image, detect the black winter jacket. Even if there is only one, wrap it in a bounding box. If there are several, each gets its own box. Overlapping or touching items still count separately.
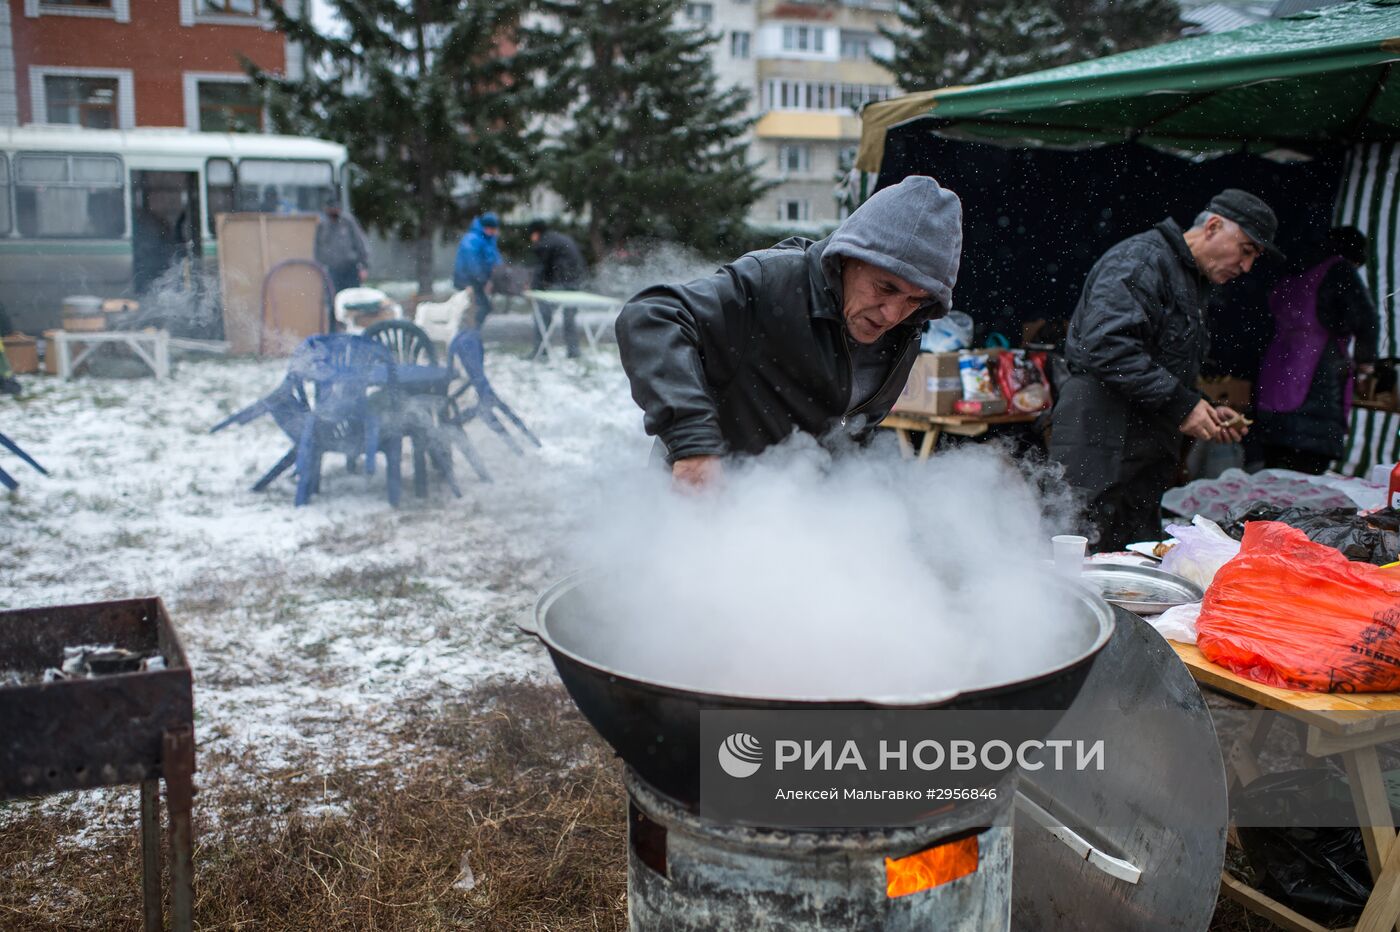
[1050,219,1210,497]
[614,237,923,461]
[530,231,587,291]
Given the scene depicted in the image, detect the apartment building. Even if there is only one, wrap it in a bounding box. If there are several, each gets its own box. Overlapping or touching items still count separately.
[690,0,900,229]
[0,0,302,131]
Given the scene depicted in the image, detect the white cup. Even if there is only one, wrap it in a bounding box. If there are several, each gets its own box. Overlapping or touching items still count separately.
[1052,535,1088,578]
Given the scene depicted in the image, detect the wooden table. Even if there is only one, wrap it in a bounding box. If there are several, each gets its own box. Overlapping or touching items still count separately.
[1170,640,1400,932]
[879,411,1040,460]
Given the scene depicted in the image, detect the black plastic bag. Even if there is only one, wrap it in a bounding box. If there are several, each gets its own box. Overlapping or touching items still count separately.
[1223,504,1400,565]
[1234,769,1373,925]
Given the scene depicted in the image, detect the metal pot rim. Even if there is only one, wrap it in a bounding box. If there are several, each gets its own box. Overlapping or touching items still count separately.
[529,571,1116,707]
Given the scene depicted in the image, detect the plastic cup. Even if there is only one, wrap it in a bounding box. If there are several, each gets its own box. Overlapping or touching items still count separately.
[1052,535,1088,578]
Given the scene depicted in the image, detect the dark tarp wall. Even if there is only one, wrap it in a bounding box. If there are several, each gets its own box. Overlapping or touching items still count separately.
[874,127,1346,382]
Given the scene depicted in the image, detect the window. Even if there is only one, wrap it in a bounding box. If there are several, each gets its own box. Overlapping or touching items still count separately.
[730,30,751,59]
[200,0,259,14]
[781,25,825,53]
[685,2,712,22]
[764,80,893,112]
[197,81,263,133]
[44,76,118,129]
[840,30,876,60]
[0,157,10,235]
[778,145,811,174]
[206,158,235,232]
[27,0,128,18]
[778,199,810,223]
[207,157,335,233]
[15,153,124,238]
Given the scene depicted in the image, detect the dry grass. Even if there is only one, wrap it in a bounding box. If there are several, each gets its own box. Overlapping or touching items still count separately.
[0,679,627,931]
[0,675,1295,930]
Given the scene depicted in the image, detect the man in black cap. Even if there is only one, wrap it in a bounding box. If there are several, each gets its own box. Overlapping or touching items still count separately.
[1050,189,1282,550]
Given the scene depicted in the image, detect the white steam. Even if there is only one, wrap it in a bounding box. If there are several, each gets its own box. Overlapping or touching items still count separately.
[562,436,1097,703]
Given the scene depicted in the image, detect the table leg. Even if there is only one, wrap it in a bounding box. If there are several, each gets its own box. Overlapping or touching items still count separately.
[917,426,941,460]
[529,301,551,362]
[140,779,162,932]
[1344,745,1400,932]
[57,334,71,379]
[155,332,170,379]
[163,726,196,932]
[1226,712,1275,792]
[894,428,914,459]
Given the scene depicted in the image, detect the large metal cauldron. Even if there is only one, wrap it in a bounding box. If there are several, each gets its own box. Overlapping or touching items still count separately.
[519,573,1115,808]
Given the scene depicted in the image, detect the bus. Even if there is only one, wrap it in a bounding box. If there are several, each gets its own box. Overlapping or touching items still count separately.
[0,125,349,334]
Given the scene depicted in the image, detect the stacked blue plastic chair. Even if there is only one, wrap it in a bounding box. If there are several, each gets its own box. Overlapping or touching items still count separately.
[0,430,48,491]
[445,331,541,474]
[363,320,461,499]
[209,373,311,493]
[289,334,393,506]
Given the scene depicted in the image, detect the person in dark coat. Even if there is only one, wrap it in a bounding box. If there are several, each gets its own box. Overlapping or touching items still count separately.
[314,196,370,296]
[615,176,962,489]
[1253,228,1377,475]
[527,220,588,358]
[1049,189,1280,551]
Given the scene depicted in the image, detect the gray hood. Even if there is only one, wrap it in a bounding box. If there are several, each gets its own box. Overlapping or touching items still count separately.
[822,175,963,313]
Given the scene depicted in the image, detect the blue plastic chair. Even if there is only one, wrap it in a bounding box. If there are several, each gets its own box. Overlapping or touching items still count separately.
[0,429,48,491]
[289,334,393,506]
[445,331,541,466]
[209,374,311,493]
[363,320,461,500]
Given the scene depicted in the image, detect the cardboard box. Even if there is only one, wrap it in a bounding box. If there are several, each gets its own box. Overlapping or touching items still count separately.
[1197,376,1251,411]
[2,333,37,374]
[892,352,964,416]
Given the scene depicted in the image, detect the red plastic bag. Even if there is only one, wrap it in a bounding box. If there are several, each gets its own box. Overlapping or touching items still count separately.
[1197,522,1400,692]
[994,350,1051,413]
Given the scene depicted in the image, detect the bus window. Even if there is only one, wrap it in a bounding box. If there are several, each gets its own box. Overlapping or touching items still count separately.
[14,152,124,238]
[0,156,11,235]
[206,157,234,234]
[236,159,333,213]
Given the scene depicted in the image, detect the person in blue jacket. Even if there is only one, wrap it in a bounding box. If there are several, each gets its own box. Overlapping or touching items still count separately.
[453,212,502,330]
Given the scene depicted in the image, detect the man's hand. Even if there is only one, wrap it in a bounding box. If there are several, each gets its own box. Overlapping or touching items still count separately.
[1178,399,1224,441]
[672,455,722,491]
[358,265,368,283]
[1214,405,1249,444]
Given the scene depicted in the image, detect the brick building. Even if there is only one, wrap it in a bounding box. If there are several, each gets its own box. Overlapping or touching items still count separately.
[0,0,304,131]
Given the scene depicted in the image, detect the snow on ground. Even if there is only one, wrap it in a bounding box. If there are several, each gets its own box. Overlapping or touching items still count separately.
[0,344,648,828]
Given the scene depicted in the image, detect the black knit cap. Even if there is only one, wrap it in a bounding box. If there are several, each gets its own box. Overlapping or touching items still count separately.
[1206,188,1283,259]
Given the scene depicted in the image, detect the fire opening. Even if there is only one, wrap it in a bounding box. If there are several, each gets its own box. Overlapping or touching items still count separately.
[885,832,980,898]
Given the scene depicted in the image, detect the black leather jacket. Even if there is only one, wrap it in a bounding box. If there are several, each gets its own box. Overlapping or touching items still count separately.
[615,236,924,462]
[1051,219,1211,494]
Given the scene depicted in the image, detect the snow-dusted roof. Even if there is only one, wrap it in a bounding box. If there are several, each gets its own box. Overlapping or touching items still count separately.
[0,126,347,165]
[1181,3,1269,34]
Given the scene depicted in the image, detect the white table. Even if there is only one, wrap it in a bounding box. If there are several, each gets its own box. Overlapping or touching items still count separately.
[523,290,623,361]
[52,329,171,380]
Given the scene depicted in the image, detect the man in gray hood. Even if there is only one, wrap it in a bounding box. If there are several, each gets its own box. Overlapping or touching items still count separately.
[616,176,963,488]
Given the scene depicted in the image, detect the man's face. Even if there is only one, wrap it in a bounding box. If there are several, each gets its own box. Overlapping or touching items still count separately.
[841,258,936,344]
[484,225,499,238]
[325,206,341,220]
[1193,216,1262,285]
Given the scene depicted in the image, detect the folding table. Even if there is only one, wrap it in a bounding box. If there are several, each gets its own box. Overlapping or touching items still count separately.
[1172,641,1400,932]
[523,290,623,361]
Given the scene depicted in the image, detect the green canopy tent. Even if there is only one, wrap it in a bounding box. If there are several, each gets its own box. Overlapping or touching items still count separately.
[853,0,1400,168]
[849,0,1400,476]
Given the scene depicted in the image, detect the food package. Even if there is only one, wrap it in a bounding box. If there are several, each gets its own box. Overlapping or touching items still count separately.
[994,349,1052,413]
[1197,521,1400,692]
[958,352,1001,403]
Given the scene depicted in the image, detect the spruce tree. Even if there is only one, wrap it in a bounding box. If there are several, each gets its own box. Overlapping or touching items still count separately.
[878,0,1182,92]
[545,1,765,257]
[251,0,567,291]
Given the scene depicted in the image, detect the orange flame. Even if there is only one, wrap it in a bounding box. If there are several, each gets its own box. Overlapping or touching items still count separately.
[885,835,979,898]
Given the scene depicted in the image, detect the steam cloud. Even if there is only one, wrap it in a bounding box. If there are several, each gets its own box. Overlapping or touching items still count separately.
[563,436,1097,703]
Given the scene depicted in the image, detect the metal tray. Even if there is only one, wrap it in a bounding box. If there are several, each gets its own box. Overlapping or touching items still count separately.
[1076,563,1203,614]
